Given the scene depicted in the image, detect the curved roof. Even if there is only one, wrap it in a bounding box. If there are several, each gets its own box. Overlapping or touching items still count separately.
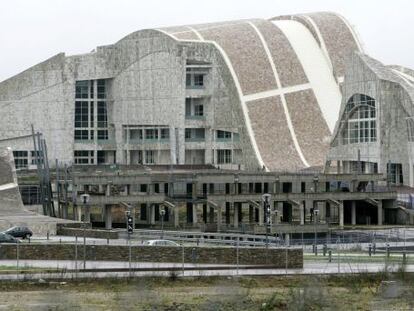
[158,12,362,171]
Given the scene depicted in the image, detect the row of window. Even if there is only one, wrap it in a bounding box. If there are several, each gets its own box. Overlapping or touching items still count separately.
[127,128,170,142]
[13,151,43,169]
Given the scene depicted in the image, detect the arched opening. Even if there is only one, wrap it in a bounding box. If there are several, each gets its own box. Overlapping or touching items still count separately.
[341,94,376,144]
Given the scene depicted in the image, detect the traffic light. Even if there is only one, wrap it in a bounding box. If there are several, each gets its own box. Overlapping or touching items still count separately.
[127,214,133,234]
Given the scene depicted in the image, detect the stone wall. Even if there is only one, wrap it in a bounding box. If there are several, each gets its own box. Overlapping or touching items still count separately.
[0,244,303,268]
[56,227,119,239]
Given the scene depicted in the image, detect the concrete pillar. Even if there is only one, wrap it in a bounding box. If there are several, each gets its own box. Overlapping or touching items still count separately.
[84,204,91,223]
[378,200,383,226]
[339,201,344,229]
[192,203,198,224]
[217,205,222,232]
[77,206,82,222]
[62,205,68,220]
[258,204,263,226]
[104,205,112,230]
[106,184,111,196]
[248,204,254,224]
[351,201,356,226]
[174,205,179,228]
[150,204,155,225]
[300,201,305,225]
[233,203,238,228]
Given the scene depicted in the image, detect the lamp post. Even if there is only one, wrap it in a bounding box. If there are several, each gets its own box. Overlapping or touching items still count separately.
[160,208,166,239]
[262,193,271,249]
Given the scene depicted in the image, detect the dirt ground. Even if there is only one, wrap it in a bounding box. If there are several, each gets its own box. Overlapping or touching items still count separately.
[0,273,413,310]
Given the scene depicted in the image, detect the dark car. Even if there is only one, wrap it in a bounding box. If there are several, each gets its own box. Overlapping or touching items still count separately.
[0,232,20,243]
[3,226,33,239]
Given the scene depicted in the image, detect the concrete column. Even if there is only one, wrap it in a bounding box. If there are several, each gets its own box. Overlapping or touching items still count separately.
[150,204,155,225]
[62,205,68,220]
[104,205,112,230]
[339,201,344,229]
[233,203,239,228]
[277,202,283,223]
[192,203,198,224]
[217,205,222,232]
[77,206,82,222]
[106,184,111,196]
[351,201,356,226]
[305,200,313,223]
[300,201,305,225]
[378,200,383,226]
[258,204,263,226]
[84,204,91,223]
[174,205,179,228]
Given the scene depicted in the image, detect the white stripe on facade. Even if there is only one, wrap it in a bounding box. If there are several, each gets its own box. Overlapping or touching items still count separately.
[273,20,342,133]
[0,183,18,191]
[243,83,312,103]
[155,28,267,170]
[301,15,334,77]
[249,21,311,167]
[187,26,204,41]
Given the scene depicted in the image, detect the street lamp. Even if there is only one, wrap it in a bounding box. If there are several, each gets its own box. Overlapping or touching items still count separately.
[262,193,271,248]
[160,208,166,239]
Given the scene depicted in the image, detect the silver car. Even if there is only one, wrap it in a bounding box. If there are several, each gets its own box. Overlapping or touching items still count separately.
[143,239,180,246]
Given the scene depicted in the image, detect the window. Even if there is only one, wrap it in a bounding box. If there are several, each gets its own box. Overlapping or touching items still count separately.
[75,80,92,99]
[97,79,106,99]
[194,103,204,116]
[387,163,403,185]
[13,151,28,169]
[75,80,108,144]
[185,69,207,89]
[342,94,376,144]
[145,129,158,140]
[145,150,156,164]
[185,128,205,141]
[217,130,232,140]
[160,128,169,140]
[97,130,108,140]
[194,74,204,86]
[217,149,232,164]
[407,118,414,142]
[30,151,43,165]
[97,101,108,128]
[74,150,94,165]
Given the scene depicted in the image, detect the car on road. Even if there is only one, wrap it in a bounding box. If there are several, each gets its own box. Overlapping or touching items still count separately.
[3,226,33,239]
[143,239,180,246]
[0,232,20,243]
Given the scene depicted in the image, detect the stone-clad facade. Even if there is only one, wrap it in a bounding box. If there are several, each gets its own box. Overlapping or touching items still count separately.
[0,12,362,172]
[326,52,414,188]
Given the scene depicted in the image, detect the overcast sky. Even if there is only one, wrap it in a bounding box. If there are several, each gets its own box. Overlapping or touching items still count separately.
[0,0,413,82]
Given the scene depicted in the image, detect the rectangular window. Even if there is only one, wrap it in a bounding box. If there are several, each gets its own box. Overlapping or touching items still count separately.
[217,130,232,139]
[145,129,158,140]
[387,163,403,185]
[194,103,204,116]
[185,128,205,141]
[74,150,94,165]
[13,151,28,169]
[97,101,108,128]
[160,128,169,140]
[194,74,204,86]
[217,149,232,164]
[97,130,108,140]
[75,80,90,99]
[145,150,156,164]
[97,79,106,99]
[30,151,43,165]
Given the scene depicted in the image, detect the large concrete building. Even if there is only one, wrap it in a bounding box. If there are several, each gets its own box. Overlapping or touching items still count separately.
[0,12,363,172]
